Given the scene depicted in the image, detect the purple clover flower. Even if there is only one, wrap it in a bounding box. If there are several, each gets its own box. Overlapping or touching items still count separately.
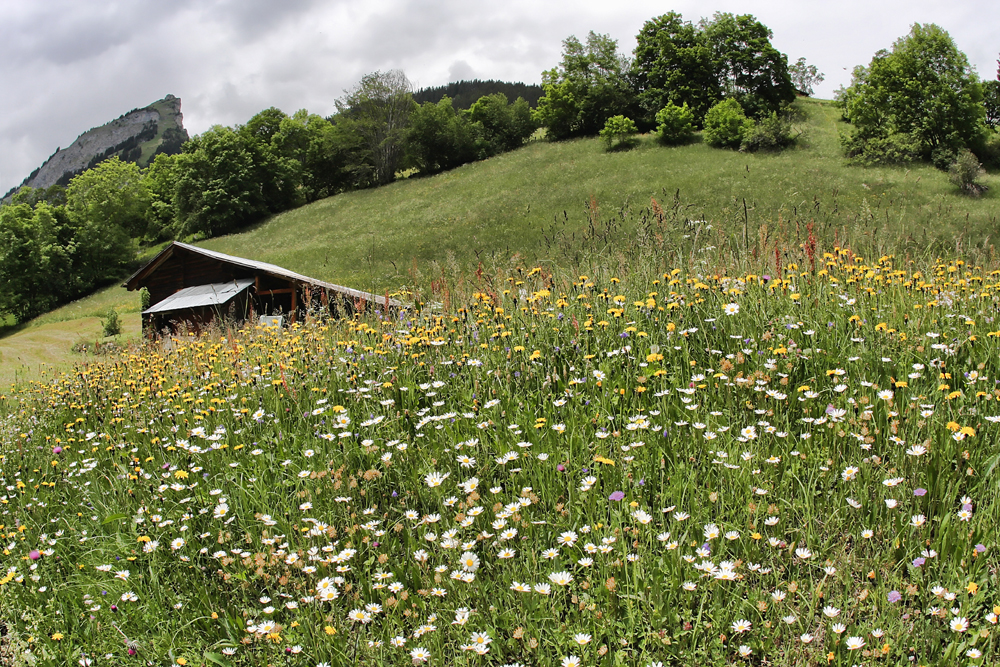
[609,491,625,501]
[887,591,902,603]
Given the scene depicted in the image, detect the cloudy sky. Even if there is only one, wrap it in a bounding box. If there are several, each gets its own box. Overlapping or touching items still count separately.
[1,0,996,194]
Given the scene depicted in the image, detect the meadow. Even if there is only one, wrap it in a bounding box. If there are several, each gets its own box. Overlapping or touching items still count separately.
[2,96,998,386]
[2,235,999,666]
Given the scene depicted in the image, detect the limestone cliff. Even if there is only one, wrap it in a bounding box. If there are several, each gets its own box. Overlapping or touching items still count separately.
[6,95,188,198]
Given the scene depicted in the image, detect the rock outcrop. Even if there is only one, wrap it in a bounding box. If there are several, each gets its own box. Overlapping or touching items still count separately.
[5,95,188,199]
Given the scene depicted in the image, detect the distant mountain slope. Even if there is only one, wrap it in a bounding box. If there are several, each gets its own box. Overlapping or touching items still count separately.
[413,79,543,109]
[4,95,188,199]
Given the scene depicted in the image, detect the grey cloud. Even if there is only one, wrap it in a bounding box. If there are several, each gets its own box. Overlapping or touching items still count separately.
[2,0,997,194]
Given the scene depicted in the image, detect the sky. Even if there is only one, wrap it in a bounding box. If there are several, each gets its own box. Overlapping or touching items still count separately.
[1,0,996,194]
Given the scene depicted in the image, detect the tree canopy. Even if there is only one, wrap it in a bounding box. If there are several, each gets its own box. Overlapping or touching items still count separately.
[336,70,416,186]
[840,23,985,165]
[632,12,719,123]
[533,32,636,140]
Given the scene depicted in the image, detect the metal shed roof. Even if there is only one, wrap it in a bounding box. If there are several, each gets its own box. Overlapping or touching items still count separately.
[143,279,255,315]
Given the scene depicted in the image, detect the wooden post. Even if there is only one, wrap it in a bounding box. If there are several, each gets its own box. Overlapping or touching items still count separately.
[290,283,297,324]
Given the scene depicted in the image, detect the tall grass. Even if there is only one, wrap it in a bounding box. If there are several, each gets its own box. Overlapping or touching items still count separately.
[2,221,1000,665]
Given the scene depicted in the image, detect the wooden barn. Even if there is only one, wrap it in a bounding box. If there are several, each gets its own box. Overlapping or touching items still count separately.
[123,241,399,334]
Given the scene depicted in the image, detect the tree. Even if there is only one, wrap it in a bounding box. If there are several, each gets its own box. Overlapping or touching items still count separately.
[0,202,82,323]
[173,125,299,238]
[533,32,636,139]
[633,12,719,124]
[336,70,416,185]
[142,153,179,242]
[840,23,985,166]
[703,98,753,148]
[469,93,537,154]
[532,78,579,140]
[789,57,825,96]
[406,97,483,174]
[271,110,360,201]
[700,13,796,119]
[66,157,149,238]
[241,107,288,145]
[599,115,639,150]
[984,79,1000,130]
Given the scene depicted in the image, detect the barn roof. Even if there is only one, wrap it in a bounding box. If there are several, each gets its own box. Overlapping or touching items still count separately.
[142,278,255,315]
[124,241,400,307]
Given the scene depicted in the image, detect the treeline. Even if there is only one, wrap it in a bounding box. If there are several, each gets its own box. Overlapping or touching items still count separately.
[413,79,544,109]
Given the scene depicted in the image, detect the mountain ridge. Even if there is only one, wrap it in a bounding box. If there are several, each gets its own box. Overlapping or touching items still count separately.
[4,95,188,200]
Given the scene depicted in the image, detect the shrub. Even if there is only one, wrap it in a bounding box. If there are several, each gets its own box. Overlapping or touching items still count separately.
[703,99,753,149]
[102,308,121,337]
[740,111,795,152]
[599,115,639,151]
[977,133,1000,170]
[139,287,151,312]
[949,149,987,196]
[840,131,920,166]
[655,103,695,146]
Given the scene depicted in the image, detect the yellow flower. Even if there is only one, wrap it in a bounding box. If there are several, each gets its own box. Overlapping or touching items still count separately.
[176,659,187,666]
[51,633,63,641]
[325,626,337,635]
[967,582,979,595]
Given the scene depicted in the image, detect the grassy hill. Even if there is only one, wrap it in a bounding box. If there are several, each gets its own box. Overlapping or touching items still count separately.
[2,97,998,385]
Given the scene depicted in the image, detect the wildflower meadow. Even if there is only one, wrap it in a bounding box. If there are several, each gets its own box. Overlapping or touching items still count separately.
[2,249,999,666]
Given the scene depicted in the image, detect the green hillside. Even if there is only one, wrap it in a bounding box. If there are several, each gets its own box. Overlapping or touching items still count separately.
[2,97,998,385]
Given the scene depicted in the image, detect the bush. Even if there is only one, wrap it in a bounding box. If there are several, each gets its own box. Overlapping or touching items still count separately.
[655,103,695,146]
[102,308,121,337]
[840,131,921,166]
[740,111,795,152]
[977,133,1000,170]
[139,287,151,312]
[703,99,753,149]
[599,115,639,151]
[949,149,987,196]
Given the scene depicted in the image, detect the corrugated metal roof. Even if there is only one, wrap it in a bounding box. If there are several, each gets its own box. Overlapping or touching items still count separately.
[125,241,401,308]
[143,279,255,315]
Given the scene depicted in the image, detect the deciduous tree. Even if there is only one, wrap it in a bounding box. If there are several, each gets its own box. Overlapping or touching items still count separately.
[336,70,416,185]
[789,57,824,96]
[840,23,985,166]
[533,32,635,139]
[700,13,796,119]
[633,13,719,123]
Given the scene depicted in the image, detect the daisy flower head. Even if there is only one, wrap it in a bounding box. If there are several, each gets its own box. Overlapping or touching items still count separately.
[548,571,573,586]
[731,619,751,633]
[845,636,865,650]
[724,303,740,316]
